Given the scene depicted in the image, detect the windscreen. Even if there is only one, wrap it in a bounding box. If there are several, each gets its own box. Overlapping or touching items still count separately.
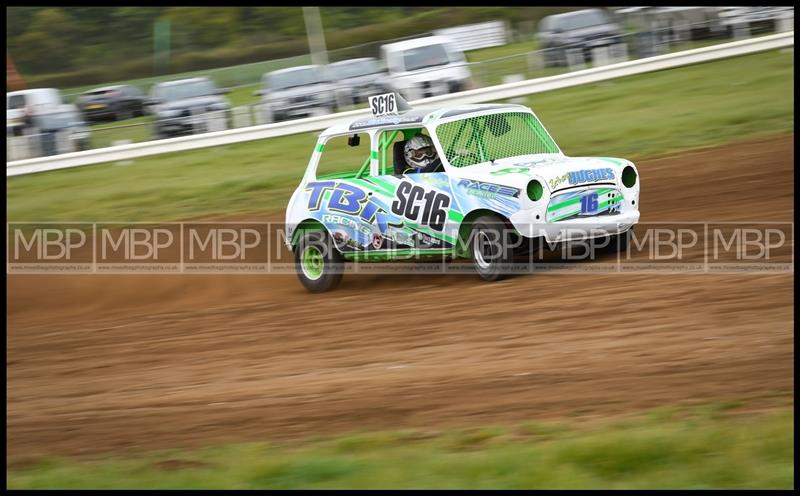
[84,88,116,96]
[435,112,560,168]
[558,10,610,30]
[156,80,216,101]
[332,59,381,80]
[267,67,326,89]
[402,44,452,72]
[7,95,26,110]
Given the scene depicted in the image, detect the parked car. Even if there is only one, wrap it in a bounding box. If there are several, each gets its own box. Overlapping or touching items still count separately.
[76,84,147,122]
[537,8,624,67]
[613,7,726,42]
[149,77,231,139]
[7,88,63,136]
[379,35,471,101]
[285,92,641,292]
[716,6,794,36]
[328,57,393,106]
[256,65,339,122]
[28,104,90,156]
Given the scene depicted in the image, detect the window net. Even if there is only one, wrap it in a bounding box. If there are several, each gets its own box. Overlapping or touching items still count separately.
[434,112,560,168]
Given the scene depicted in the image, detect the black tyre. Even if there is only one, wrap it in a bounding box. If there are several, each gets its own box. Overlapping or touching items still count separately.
[468,215,516,282]
[116,106,133,121]
[295,230,345,293]
[594,227,633,255]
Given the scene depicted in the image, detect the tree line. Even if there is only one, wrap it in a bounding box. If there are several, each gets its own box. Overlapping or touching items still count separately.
[7,7,575,87]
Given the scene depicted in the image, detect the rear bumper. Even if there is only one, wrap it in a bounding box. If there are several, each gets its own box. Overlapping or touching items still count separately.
[83,108,116,120]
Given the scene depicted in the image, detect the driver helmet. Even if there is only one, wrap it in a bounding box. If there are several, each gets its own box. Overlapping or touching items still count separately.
[404,134,437,169]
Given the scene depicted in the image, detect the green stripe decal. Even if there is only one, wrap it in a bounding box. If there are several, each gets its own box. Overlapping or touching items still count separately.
[405,220,457,245]
[371,150,378,159]
[368,176,397,195]
[550,209,581,222]
[352,178,393,196]
[548,189,615,212]
[548,196,581,212]
[343,248,453,261]
[598,157,624,167]
[549,196,624,222]
[316,143,325,153]
[448,209,464,222]
[598,196,623,210]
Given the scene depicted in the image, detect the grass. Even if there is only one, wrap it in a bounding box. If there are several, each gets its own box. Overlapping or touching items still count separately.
[6,404,793,489]
[7,49,793,223]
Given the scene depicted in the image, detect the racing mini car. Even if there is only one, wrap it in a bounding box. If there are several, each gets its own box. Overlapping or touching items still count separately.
[286,93,641,292]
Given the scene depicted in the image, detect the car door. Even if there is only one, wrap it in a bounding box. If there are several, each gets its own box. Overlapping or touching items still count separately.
[367,128,459,254]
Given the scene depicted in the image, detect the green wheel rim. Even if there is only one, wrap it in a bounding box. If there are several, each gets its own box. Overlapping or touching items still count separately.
[301,245,324,280]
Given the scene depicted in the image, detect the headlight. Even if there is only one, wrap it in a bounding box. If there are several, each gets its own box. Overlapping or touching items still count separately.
[72,131,89,140]
[527,180,544,201]
[621,165,637,188]
[158,109,180,118]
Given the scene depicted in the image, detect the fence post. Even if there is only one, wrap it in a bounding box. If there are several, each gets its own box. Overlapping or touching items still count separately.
[591,46,611,67]
[610,43,629,64]
[233,106,252,128]
[777,11,794,32]
[502,75,525,105]
[732,20,750,40]
[565,48,586,71]
[56,130,74,155]
[113,140,134,166]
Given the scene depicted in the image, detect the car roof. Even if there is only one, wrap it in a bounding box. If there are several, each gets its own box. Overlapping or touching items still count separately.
[320,103,530,137]
[381,35,457,52]
[266,65,324,76]
[7,88,59,97]
[82,85,126,94]
[155,77,211,87]
[547,8,607,20]
[328,57,377,66]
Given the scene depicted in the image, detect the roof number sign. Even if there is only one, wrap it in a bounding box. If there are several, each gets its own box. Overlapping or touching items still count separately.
[368,93,398,116]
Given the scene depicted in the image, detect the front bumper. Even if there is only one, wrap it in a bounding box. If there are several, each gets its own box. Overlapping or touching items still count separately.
[510,209,640,243]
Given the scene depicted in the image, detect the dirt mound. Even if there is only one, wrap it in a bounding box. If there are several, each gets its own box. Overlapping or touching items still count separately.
[7,135,794,463]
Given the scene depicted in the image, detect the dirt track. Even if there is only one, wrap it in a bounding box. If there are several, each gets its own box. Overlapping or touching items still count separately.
[7,135,795,463]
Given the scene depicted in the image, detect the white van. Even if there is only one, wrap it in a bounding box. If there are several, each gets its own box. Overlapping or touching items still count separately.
[7,88,64,136]
[379,36,472,101]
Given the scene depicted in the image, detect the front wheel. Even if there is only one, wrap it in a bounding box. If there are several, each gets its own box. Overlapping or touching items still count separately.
[295,231,345,293]
[469,216,516,282]
[594,227,633,255]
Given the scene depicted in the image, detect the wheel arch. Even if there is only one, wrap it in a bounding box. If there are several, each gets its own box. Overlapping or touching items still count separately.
[456,209,516,256]
[290,218,339,252]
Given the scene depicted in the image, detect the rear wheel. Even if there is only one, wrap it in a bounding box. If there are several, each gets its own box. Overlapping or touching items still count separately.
[295,231,345,293]
[469,216,516,282]
[117,106,133,121]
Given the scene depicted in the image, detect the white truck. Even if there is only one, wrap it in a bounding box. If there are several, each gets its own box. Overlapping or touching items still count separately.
[7,88,64,136]
[379,36,472,101]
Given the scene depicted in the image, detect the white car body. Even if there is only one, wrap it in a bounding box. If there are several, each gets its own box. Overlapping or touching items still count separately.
[7,88,63,134]
[379,36,472,101]
[285,102,640,257]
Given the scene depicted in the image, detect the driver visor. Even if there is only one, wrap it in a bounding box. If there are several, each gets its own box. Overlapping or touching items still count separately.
[410,146,435,160]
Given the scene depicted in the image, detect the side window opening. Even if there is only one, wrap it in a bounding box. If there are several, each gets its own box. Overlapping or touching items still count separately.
[378,128,439,176]
[315,132,370,180]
